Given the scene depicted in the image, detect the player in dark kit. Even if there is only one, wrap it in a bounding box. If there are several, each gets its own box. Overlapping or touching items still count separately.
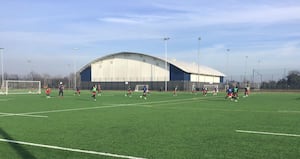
[232,86,239,102]
[58,82,64,97]
[140,85,147,99]
[126,86,132,97]
[225,87,233,99]
[74,86,80,96]
[202,87,208,96]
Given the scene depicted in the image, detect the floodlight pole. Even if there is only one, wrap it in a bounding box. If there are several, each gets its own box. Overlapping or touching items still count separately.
[27,59,33,80]
[197,37,201,87]
[0,48,4,88]
[163,37,170,92]
[226,49,230,86]
[67,64,71,89]
[73,48,79,90]
[258,60,261,85]
[244,55,248,84]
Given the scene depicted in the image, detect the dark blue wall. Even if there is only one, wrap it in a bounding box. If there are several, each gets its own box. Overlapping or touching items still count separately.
[220,76,224,83]
[80,64,223,83]
[80,66,91,81]
[170,64,190,81]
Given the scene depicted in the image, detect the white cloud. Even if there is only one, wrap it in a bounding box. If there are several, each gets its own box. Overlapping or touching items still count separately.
[1,0,300,77]
[99,17,140,24]
[143,2,300,26]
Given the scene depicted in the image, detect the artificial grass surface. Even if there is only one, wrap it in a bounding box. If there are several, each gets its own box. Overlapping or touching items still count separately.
[0,90,300,159]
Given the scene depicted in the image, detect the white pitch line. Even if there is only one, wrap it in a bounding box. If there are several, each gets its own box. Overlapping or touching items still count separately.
[0,96,208,118]
[0,96,204,117]
[0,138,147,159]
[0,112,48,118]
[132,96,206,106]
[0,105,130,118]
[278,110,300,113]
[236,130,300,137]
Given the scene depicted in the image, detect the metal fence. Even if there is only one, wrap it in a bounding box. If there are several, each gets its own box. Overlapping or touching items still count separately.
[80,81,225,92]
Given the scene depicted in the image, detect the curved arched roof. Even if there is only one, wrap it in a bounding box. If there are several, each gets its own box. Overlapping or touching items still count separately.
[79,52,225,77]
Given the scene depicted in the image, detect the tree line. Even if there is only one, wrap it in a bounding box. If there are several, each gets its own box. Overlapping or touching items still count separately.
[1,70,300,90]
[261,70,300,89]
[1,71,77,89]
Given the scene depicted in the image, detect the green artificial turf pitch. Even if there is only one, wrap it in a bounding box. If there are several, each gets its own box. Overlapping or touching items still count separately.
[0,90,300,159]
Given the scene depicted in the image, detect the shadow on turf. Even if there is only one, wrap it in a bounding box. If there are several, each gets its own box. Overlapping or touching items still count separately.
[203,96,230,102]
[0,128,37,159]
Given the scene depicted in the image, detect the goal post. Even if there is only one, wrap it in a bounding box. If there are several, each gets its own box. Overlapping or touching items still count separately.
[203,84,219,94]
[134,84,149,92]
[4,80,41,95]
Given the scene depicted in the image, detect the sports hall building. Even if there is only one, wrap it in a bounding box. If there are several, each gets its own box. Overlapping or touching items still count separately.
[79,52,225,91]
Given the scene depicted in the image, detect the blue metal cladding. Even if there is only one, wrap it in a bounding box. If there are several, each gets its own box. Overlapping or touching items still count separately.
[170,64,190,81]
[80,66,91,81]
[220,76,224,83]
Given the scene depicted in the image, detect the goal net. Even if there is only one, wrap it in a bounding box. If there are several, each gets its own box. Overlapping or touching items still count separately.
[4,80,41,95]
[203,84,219,94]
[134,85,149,92]
[0,81,5,94]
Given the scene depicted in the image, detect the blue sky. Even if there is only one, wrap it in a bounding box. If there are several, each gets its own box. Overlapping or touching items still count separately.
[1,0,300,81]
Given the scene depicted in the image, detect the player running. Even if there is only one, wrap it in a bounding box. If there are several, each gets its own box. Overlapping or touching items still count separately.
[140,85,147,100]
[232,86,239,102]
[74,86,80,96]
[244,85,250,97]
[191,83,196,94]
[97,84,102,96]
[213,87,218,95]
[91,85,97,101]
[126,86,132,97]
[45,86,51,99]
[58,82,64,98]
[173,85,178,96]
[202,87,208,96]
[225,87,233,99]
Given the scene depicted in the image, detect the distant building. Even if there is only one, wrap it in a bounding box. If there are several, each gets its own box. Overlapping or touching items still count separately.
[79,52,225,91]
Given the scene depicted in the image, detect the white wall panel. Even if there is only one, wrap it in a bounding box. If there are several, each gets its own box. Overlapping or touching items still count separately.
[91,54,169,82]
[190,74,220,83]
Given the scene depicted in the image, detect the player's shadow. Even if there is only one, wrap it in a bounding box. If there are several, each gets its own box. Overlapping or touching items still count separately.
[205,96,229,102]
[0,128,37,159]
[75,97,92,101]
